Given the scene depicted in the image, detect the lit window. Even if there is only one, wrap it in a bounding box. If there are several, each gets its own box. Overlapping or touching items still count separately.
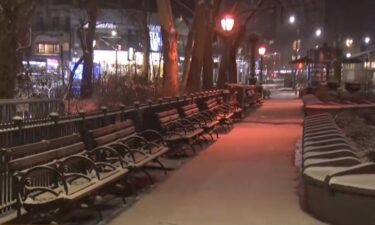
[38,44,45,54]
[37,43,61,54]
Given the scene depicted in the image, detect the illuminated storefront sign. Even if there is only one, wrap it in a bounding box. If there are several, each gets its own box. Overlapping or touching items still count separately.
[149,25,162,52]
[84,22,117,30]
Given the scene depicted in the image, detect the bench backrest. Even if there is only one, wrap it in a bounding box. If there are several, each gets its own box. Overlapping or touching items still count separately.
[155,109,180,128]
[48,133,82,149]
[88,120,136,147]
[180,104,200,118]
[4,133,82,161]
[6,134,86,172]
[204,98,219,111]
[4,141,50,161]
[8,142,86,172]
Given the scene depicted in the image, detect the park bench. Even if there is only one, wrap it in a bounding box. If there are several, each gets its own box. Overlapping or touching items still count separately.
[179,103,220,140]
[201,98,236,130]
[3,133,130,223]
[155,108,206,154]
[87,120,171,180]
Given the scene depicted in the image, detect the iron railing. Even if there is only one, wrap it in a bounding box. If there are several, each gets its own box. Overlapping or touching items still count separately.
[0,98,65,125]
[0,90,225,221]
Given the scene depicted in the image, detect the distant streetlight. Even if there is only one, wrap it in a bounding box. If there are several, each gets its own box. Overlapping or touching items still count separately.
[315,28,322,37]
[345,38,353,47]
[289,15,296,24]
[365,36,371,44]
[111,30,118,37]
[221,14,235,32]
[258,46,266,56]
[346,53,351,58]
[258,46,266,84]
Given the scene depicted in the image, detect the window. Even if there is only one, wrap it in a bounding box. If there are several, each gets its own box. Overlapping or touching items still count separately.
[65,16,71,30]
[52,16,60,28]
[37,43,60,54]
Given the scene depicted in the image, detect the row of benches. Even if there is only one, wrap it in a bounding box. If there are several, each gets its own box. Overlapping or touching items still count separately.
[2,96,244,224]
[302,113,375,225]
[226,84,263,110]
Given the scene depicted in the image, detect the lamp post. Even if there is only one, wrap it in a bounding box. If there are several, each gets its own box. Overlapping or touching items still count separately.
[111,29,119,76]
[220,14,235,85]
[258,46,266,84]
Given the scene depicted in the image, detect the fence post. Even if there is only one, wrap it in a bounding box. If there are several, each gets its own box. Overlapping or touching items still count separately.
[12,116,24,146]
[133,101,142,131]
[119,104,125,122]
[49,112,60,138]
[147,99,153,107]
[100,106,108,126]
[79,110,86,135]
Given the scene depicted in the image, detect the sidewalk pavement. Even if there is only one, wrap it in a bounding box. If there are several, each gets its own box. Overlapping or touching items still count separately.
[107,95,326,225]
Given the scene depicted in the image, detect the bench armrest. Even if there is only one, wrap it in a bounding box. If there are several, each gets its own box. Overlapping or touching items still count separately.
[58,155,100,180]
[90,146,126,167]
[165,122,187,135]
[13,165,67,202]
[139,129,165,144]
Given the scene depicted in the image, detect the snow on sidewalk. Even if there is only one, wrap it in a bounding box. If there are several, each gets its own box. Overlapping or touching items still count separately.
[108,98,327,225]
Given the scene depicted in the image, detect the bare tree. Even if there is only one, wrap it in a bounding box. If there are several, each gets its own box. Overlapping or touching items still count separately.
[141,0,150,80]
[157,0,179,96]
[80,0,98,98]
[0,0,37,98]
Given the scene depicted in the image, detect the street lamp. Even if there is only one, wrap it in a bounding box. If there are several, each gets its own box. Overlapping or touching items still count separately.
[288,15,296,24]
[345,38,354,47]
[219,14,235,86]
[258,46,266,84]
[221,14,235,32]
[315,28,322,37]
[365,36,371,44]
[111,30,118,37]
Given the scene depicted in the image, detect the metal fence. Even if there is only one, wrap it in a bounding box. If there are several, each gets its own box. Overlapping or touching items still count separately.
[0,98,65,125]
[0,90,224,221]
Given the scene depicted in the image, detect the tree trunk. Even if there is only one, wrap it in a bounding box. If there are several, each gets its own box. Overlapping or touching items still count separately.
[203,0,221,90]
[80,0,98,98]
[185,0,207,93]
[181,24,195,93]
[141,0,150,80]
[217,41,229,88]
[157,0,179,96]
[0,0,36,98]
[0,28,17,98]
[249,34,259,84]
[161,28,179,96]
[228,25,246,84]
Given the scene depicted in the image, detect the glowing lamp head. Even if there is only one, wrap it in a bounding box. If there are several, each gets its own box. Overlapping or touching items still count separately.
[345,38,353,47]
[289,15,296,24]
[315,28,322,37]
[221,14,235,32]
[258,47,266,56]
[365,37,371,44]
[111,30,118,37]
